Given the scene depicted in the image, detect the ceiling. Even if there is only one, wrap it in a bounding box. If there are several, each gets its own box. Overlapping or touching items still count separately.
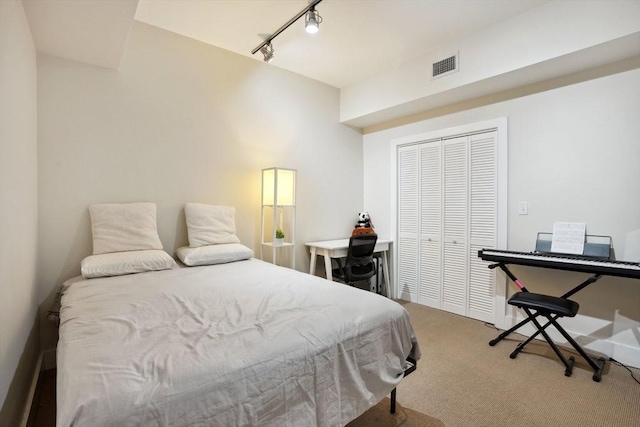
[22,0,639,127]
[134,0,548,89]
[23,0,549,89]
[22,0,139,69]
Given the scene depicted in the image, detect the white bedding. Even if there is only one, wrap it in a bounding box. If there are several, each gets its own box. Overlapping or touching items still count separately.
[57,259,420,427]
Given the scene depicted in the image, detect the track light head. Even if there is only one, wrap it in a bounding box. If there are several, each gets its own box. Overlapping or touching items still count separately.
[305,8,322,34]
[251,0,324,60]
[260,43,274,63]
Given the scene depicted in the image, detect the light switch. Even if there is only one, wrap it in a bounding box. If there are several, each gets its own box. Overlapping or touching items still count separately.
[518,202,528,215]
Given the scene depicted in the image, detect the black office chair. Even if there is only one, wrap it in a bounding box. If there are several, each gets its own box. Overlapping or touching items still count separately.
[331,234,378,289]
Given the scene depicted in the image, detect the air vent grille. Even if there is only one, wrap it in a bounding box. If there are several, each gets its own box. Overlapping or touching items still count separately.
[432,54,458,78]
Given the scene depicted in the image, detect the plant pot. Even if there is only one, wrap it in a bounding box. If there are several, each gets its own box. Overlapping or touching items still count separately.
[274,238,285,246]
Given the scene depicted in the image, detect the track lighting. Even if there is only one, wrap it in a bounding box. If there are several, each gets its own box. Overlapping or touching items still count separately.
[260,43,274,63]
[251,0,324,63]
[305,7,322,34]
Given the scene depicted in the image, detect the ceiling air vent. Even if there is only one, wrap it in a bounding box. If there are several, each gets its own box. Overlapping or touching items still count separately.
[432,53,458,79]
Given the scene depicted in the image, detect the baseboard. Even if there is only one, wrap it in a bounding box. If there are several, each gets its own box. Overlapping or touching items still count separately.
[503,313,640,369]
[19,352,43,427]
[0,321,40,427]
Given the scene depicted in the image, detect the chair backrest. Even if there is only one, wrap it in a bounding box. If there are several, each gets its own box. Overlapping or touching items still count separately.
[344,234,378,281]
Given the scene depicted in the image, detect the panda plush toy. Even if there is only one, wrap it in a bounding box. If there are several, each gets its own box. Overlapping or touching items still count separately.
[352,212,375,236]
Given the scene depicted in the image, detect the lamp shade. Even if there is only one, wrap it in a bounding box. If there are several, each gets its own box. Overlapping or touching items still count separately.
[262,168,296,206]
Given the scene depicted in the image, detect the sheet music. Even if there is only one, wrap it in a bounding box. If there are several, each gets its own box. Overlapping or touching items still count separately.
[551,222,586,255]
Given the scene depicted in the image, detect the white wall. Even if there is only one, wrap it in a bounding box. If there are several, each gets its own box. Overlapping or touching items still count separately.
[364,67,640,366]
[342,0,640,127]
[0,0,40,423]
[37,22,364,351]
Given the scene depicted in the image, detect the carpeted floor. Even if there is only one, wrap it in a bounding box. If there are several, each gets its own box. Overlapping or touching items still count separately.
[347,398,444,427]
[390,301,640,427]
[29,302,640,426]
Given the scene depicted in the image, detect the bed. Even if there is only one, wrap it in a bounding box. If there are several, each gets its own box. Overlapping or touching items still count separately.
[57,202,420,426]
[57,258,420,426]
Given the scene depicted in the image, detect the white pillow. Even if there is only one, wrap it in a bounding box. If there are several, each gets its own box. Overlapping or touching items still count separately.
[184,203,241,248]
[89,203,163,255]
[176,243,254,267]
[81,250,176,279]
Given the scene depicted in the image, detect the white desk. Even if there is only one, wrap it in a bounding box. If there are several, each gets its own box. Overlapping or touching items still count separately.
[306,238,392,291]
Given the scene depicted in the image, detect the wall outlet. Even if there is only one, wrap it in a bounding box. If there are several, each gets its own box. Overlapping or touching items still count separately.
[518,202,528,215]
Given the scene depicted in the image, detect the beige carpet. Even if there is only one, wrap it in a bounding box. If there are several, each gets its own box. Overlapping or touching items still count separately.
[347,398,444,427]
[349,301,640,427]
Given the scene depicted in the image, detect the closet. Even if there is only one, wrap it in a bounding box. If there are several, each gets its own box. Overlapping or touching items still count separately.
[397,130,500,323]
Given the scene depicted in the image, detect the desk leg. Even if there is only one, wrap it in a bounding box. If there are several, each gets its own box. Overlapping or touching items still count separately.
[309,247,317,275]
[382,250,391,298]
[322,250,333,281]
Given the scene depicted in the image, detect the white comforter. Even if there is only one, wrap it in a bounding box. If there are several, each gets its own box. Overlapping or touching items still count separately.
[57,259,420,427]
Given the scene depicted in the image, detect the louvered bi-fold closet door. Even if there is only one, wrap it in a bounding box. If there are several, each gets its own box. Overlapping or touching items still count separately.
[441,136,468,316]
[418,142,442,308]
[396,129,499,322]
[397,145,419,301]
[468,131,497,322]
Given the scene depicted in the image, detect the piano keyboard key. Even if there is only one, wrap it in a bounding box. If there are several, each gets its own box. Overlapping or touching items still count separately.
[478,249,640,279]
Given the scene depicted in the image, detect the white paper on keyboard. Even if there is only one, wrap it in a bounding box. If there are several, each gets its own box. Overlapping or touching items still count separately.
[551,222,586,255]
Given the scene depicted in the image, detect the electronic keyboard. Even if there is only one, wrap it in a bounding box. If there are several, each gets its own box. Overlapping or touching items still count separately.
[478,249,640,279]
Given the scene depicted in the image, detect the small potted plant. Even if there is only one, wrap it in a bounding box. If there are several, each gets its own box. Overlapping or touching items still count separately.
[275,228,285,246]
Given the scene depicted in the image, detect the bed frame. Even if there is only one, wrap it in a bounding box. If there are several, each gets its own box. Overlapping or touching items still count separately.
[390,357,417,413]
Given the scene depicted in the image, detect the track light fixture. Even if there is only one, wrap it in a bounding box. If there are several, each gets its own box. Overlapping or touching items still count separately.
[251,0,324,63]
[260,43,274,63]
[305,7,322,34]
